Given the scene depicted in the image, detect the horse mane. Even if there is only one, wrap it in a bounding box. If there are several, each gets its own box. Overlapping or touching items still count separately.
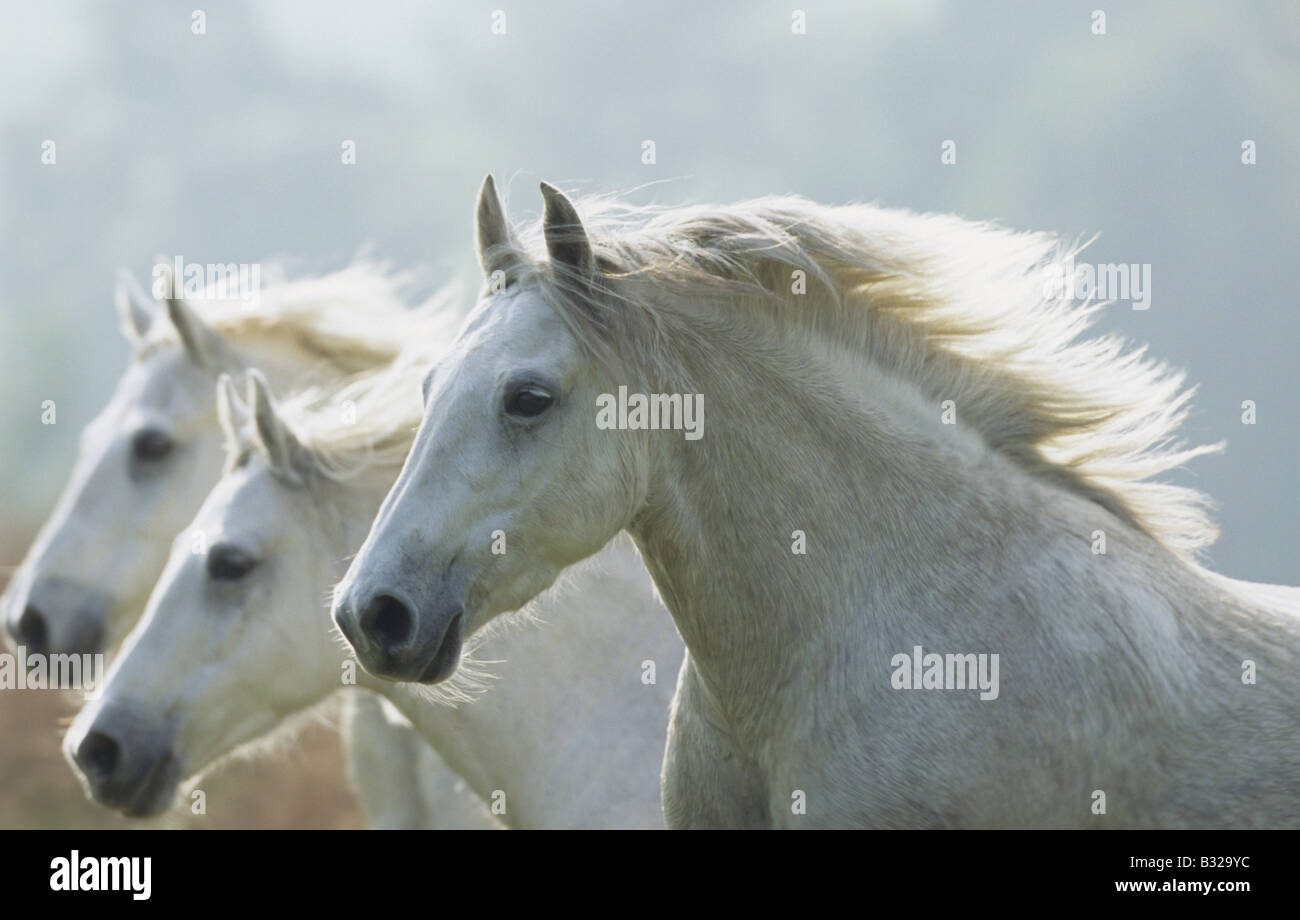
[138,261,450,374]
[276,329,443,484]
[512,193,1223,557]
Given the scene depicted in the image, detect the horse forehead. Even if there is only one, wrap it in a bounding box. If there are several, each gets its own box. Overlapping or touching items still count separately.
[427,293,574,404]
[77,357,199,447]
[203,464,299,547]
[478,297,576,367]
[121,350,211,415]
[467,287,567,341]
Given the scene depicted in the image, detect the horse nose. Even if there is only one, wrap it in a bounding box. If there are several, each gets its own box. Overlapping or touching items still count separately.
[359,594,415,654]
[74,730,122,785]
[15,604,49,655]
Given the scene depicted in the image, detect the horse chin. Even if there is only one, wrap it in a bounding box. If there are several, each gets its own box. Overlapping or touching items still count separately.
[415,612,464,684]
[117,753,183,819]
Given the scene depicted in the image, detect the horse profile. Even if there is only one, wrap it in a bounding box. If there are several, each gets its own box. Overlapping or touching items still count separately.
[1,262,438,656]
[2,263,477,827]
[66,349,683,827]
[334,176,1299,828]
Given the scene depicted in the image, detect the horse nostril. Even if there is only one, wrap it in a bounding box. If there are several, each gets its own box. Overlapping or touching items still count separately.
[359,594,414,652]
[16,605,48,655]
[77,730,121,782]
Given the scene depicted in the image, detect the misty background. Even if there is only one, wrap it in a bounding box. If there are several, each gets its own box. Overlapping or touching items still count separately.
[1,0,1296,583]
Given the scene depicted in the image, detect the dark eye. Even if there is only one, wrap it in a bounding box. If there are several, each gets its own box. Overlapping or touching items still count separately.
[505,384,554,418]
[207,544,258,581]
[132,429,174,462]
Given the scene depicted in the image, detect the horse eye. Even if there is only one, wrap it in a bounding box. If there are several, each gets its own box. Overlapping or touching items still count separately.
[207,545,258,581]
[132,428,174,462]
[132,429,173,462]
[505,384,554,418]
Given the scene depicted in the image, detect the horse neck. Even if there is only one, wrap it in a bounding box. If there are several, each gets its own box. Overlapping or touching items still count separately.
[626,313,1165,740]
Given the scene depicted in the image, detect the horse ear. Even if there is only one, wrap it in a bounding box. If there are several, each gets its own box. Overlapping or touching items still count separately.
[114,270,158,343]
[246,369,304,483]
[475,174,521,279]
[540,181,594,283]
[156,262,223,366]
[215,373,249,445]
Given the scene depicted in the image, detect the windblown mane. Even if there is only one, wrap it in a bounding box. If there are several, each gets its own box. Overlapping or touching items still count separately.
[278,330,444,484]
[511,193,1222,556]
[139,262,452,374]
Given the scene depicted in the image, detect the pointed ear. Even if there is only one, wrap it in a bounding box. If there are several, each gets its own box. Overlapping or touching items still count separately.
[156,262,222,366]
[215,373,249,445]
[475,174,521,279]
[115,270,158,343]
[246,369,304,483]
[540,182,594,283]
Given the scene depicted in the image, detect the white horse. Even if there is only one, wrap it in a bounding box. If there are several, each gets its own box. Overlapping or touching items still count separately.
[2,264,478,828]
[1,263,438,655]
[64,358,683,828]
[334,176,1300,828]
